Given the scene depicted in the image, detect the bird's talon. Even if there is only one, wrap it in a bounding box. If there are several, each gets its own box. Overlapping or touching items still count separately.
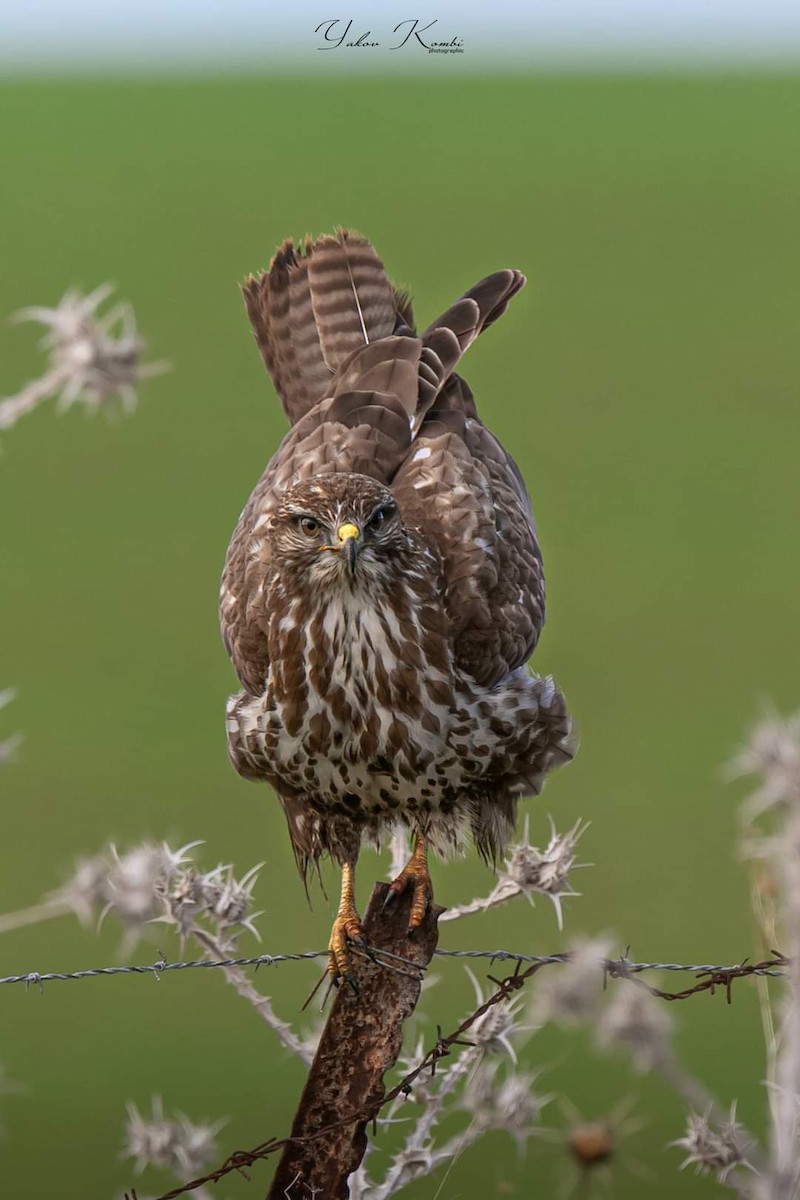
[327,906,365,986]
[387,836,433,935]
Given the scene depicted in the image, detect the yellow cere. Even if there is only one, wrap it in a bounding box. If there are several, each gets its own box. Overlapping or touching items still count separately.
[336,523,360,544]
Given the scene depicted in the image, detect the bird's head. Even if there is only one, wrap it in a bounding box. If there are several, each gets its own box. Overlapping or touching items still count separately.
[268,473,410,589]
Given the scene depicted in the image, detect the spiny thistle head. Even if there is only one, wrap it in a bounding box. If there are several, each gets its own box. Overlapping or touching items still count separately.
[531,935,613,1027]
[558,1096,644,1185]
[103,840,200,930]
[596,979,673,1070]
[122,1096,226,1179]
[0,285,168,431]
[465,968,529,1062]
[464,1062,550,1149]
[568,1120,616,1168]
[671,1105,753,1184]
[54,841,264,950]
[439,816,590,928]
[499,817,590,930]
[729,707,800,820]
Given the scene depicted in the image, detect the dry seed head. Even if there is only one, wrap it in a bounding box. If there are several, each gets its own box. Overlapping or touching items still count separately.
[466,968,528,1061]
[532,935,614,1027]
[569,1121,616,1168]
[0,285,168,431]
[502,817,590,929]
[123,1096,226,1179]
[596,979,673,1070]
[464,1063,550,1149]
[729,708,800,820]
[198,862,264,938]
[53,852,112,926]
[441,817,590,927]
[672,1104,753,1183]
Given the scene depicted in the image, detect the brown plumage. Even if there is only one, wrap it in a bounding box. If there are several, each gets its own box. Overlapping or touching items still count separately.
[221,228,573,977]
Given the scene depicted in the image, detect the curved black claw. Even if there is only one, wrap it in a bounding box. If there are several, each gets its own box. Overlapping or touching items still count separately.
[330,964,360,995]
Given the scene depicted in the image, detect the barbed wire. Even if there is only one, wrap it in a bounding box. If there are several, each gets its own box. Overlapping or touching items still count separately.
[124,948,787,1200]
[0,946,787,991]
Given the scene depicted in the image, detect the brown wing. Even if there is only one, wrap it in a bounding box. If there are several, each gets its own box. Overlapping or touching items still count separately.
[391,267,543,686]
[393,398,545,688]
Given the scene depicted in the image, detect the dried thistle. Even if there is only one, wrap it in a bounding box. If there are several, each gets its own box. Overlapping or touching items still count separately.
[53,851,112,926]
[463,1061,551,1149]
[465,967,530,1062]
[729,707,800,822]
[101,841,202,944]
[122,1095,226,1180]
[568,1119,617,1169]
[671,1104,754,1185]
[732,707,800,1197]
[553,1096,646,1194]
[0,285,168,432]
[596,979,673,1070]
[154,860,264,949]
[196,862,264,940]
[441,817,590,929]
[531,935,613,1027]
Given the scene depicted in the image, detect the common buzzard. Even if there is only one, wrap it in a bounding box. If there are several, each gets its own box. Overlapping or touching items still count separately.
[220,229,573,980]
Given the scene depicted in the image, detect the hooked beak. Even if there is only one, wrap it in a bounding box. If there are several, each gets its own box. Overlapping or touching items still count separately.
[336,522,360,575]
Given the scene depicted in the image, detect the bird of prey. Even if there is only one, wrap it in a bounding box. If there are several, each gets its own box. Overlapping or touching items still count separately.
[220,229,573,982]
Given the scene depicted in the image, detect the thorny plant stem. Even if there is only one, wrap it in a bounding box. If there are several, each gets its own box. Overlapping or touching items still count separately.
[766,812,800,1199]
[439,883,522,922]
[189,926,313,1065]
[370,1045,481,1200]
[0,367,71,430]
[0,897,70,935]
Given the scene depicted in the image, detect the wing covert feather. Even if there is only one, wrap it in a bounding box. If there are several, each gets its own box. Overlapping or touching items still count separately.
[393,409,544,687]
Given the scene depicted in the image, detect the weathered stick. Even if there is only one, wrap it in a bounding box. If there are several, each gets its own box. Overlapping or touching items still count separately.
[267,881,442,1200]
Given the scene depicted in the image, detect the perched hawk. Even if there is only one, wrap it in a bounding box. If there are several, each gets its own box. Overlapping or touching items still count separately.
[220,229,573,980]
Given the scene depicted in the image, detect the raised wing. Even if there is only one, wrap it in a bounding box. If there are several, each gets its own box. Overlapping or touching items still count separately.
[393,380,545,689]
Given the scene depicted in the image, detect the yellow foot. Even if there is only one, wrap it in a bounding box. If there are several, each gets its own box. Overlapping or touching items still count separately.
[327,909,365,989]
[385,838,432,933]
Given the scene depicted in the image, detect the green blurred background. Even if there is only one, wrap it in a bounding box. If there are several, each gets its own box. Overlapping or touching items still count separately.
[1,70,799,1198]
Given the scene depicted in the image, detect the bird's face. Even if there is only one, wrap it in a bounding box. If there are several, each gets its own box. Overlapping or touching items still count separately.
[268,473,410,590]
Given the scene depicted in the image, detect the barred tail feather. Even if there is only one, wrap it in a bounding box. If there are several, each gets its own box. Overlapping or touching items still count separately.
[242,229,397,425]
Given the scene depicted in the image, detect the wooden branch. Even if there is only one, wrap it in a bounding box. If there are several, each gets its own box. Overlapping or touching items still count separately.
[267,881,443,1200]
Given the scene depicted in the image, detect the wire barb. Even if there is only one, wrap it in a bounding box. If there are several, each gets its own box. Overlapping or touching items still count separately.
[0,949,786,989]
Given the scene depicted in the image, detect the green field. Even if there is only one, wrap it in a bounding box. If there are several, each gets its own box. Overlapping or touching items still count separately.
[1,71,799,1199]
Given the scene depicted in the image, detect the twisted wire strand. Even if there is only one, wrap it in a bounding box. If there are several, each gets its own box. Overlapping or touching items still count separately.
[0,947,786,989]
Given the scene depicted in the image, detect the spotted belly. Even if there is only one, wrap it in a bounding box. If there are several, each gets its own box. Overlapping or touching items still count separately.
[226,665,571,829]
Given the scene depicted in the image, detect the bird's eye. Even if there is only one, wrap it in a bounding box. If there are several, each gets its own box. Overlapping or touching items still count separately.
[370,507,388,527]
[298,517,319,537]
